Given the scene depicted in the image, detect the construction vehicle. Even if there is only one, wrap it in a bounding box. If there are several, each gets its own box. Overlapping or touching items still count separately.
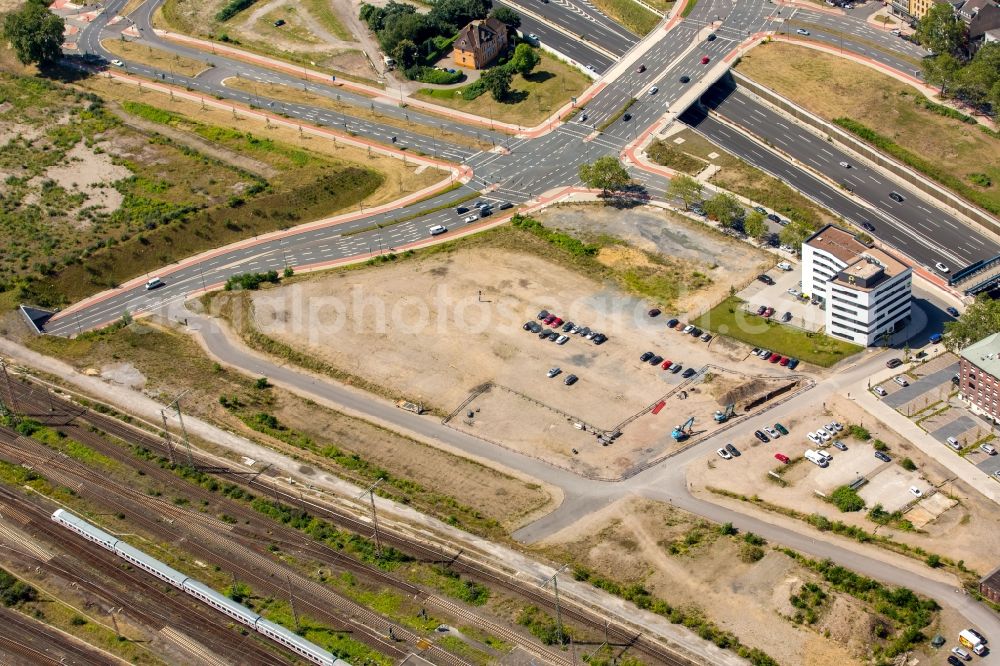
[713,403,735,423]
[672,416,694,441]
[395,400,425,415]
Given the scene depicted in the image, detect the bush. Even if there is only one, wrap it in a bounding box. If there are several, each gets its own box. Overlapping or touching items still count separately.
[899,457,917,471]
[831,486,865,512]
[847,424,870,440]
[215,0,258,22]
[873,439,889,452]
[414,67,463,84]
[224,270,280,291]
[926,553,942,568]
[970,173,992,187]
[719,522,737,536]
[739,543,765,563]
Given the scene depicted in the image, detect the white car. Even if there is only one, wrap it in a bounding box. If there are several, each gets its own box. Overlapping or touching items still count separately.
[816,428,831,441]
[951,647,971,661]
[807,432,821,445]
[874,385,887,396]
[463,215,477,223]
[556,335,569,345]
[683,324,694,334]
[429,224,447,236]
[796,28,810,35]
[947,436,961,450]
[935,262,950,273]
[765,426,780,439]
[817,450,833,463]
[787,288,800,296]
[909,486,922,498]
[145,277,164,290]
[547,367,561,378]
[831,421,843,432]
[839,161,850,168]
[649,86,658,95]
[717,448,732,460]
[777,262,792,271]
[111,58,124,67]
[981,443,997,455]
[893,375,909,387]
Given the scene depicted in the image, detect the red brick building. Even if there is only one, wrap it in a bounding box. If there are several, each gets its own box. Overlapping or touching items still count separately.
[959,332,1000,423]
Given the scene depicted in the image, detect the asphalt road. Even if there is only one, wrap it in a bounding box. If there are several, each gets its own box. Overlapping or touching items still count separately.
[689,80,1000,271]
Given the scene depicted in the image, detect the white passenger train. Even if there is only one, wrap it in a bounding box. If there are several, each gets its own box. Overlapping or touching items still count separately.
[51,509,351,666]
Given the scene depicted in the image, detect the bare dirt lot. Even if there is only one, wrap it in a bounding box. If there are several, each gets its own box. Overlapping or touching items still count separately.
[539,497,893,666]
[250,224,804,478]
[689,393,1000,574]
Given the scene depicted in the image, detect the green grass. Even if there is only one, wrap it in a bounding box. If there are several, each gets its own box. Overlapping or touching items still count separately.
[693,296,862,367]
[590,0,661,34]
[646,139,707,173]
[597,97,637,132]
[437,635,495,665]
[681,0,698,17]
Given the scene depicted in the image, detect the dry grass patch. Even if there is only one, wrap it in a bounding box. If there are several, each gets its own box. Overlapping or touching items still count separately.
[101,39,212,77]
[735,42,1000,213]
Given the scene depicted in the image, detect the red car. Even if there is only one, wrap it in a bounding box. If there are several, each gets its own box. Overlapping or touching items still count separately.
[769,354,781,363]
[774,453,790,464]
[661,360,672,370]
[763,307,775,318]
[551,317,563,326]
[779,356,790,366]
[544,315,557,325]
[701,55,710,64]
[675,321,686,330]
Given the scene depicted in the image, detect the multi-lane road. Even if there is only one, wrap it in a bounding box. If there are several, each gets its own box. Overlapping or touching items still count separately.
[43,0,998,342]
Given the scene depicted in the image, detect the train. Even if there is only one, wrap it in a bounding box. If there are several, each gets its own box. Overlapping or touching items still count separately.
[51,509,351,666]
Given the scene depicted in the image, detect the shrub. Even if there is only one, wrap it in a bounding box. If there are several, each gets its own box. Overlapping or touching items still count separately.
[719,522,737,536]
[847,424,870,440]
[899,457,917,471]
[926,553,942,568]
[415,67,463,84]
[739,543,765,563]
[215,0,258,22]
[872,439,889,452]
[224,270,280,291]
[831,486,865,512]
[970,173,992,187]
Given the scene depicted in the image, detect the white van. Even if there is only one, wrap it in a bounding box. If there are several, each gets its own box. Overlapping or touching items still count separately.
[947,436,961,451]
[145,277,164,290]
[804,449,828,467]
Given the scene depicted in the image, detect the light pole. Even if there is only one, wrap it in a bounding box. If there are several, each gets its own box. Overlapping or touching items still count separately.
[540,564,569,647]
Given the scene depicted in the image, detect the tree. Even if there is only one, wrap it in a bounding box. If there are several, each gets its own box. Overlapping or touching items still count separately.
[509,42,540,76]
[481,66,513,101]
[489,5,521,29]
[943,294,1000,352]
[390,38,418,69]
[578,156,631,196]
[702,192,742,228]
[743,210,767,241]
[915,3,967,58]
[2,1,65,67]
[667,174,701,210]
[779,217,815,250]
[830,485,865,512]
[921,53,962,96]
[954,42,1000,107]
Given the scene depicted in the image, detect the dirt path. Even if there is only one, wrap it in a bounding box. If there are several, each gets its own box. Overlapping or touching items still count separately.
[107,102,278,178]
[240,0,357,51]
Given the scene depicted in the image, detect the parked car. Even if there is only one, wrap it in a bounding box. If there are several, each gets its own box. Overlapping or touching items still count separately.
[980,443,997,455]
[636,64,646,72]
[875,451,891,463]
[777,262,792,271]
[775,423,789,435]
[548,331,560,341]
[769,354,781,364]
[640,351,654,362]
[679,75,690,83]
[775,453,790,463]
[763,307,775,318]
[538,329,553,339]
[689,328,702,337]
[947,436,961,450]
[537,309,550,320]
[779,356,790,366]
[650,355,664,366]
[706,32,716,40]
[670,364,683,374]
[683,324,695,334]
[765,426,780,439]
[909,486,922,498]
[767,213,782,224]
[951,647,971,662]
[666,318,679,328]
[948,655,965,666]
[682,368,696,378]
[547,367,562,378]
[946,306,960,317]
[725,443,740,456]
[701,55,711,64]
[592,333,607,344]
[717,448,733,460]
[498,201,513,210]
[648,308,661,317]
[816,428,831,441]
[577,326,590,336]
[564,374,578,385]
[757,274,774,285]
[873,385,887,396]
[562,321,575,332]
[787,358,800,369]
[832,422,843,431]
[754,430,770,443]
[700,333,712,342]
[781,312,792,323]
[757,305,767,316]
[661,360,673,370]
[551,317,563,326]
[760,351,773,361]
[886,358,902,369]
[833,440,847,451]
[556,335,569,345]
[893,375,909,387]
[807,432,821,445]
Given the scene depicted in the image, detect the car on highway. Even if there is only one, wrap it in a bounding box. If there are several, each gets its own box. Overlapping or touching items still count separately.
[111,59,124,67]
[648,308,661,317]
[796,28,810,35]
[145,277,164,290]
[679,75,690,83]
[946,306,960,316]
[775,423,789,435]
[717,447,732,460]
[839,161,850,168]
[861,221,876,231]
[935,262,950,273]
[886,358,902,368]
[701,55,710,64]
[640,351,654,362]
[888,191,905,202]
[586,64,596,71]
[636,64,646,72]
[429,224,447,236]
[463,215,477,223]
[547,367,561,378]
[754,430,770,443]
[564,374,578,385]
[875,451,891,463]
[774,453,790,464]
[725,443,740,457]
[648,86,658,95]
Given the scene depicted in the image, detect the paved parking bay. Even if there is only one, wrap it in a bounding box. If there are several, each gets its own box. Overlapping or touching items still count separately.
[736,265,825,332]
[928,414,979,445]
[883,362,959,409]
[979,453,1000,478]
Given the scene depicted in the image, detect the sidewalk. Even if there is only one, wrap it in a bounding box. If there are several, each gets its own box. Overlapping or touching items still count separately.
[851,359,1000,505]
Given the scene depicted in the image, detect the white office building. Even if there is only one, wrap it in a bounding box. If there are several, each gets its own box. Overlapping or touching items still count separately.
[801,225,912,346]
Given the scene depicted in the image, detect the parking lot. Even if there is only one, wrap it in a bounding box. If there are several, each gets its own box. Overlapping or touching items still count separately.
[735,263,826,333]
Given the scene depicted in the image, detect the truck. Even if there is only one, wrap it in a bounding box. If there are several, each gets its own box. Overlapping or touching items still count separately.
[395,400,425,415]
[804,449,828,468]
[958,629,987,655]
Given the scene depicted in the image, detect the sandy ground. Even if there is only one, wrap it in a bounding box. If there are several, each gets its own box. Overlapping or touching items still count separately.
[252,243,802,478]
[539,497,870,666]
[689,393,1000,574]
[538,204,773,316]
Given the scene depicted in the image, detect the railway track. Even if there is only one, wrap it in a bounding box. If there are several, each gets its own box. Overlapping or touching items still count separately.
[4,376,700,666]
[0,605,115,666]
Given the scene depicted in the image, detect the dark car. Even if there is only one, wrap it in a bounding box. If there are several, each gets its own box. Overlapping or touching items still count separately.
[875,451,891,463]
[679,75,690,83]
[562,321,575,332]
[622,113,632,122]
[564,374,578,385]
[946,306,959,317]
[273,18,285,26]
[889,191,904,202]
[706,32,716,41]
[480,207,492,217]
[689,328,702,337]
[754,430,770,443]
[757,305,767,315]
[498,201,513,210]
[947,656,964,666]
[753,206,766,215]
[725,443,740,456]
[775,422,789,435]
[592,333,607,344]
[640,351,654,362]
[538,329,553,339]
[523,321,533,331]
[670,364,682,374]
[757,274,774,285]
[666,318,679,328]
[650,355,664,366]
[682,368,696,378]
[537,309,549,320]
[636,64,646,72]
[648,308,661,317]
[886,358,902,369]
[787,358,799,369]
[767,213,781,223]
[456,206,470,214]
[861,221,876,232]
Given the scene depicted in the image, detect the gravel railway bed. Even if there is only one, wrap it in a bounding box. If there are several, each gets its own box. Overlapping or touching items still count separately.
[0,604,116,666]
[4,376,698,666]
[0,483,291,666]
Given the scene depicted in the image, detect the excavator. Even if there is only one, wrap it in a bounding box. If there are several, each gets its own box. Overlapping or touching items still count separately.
[713,403,735,423]
[672,416,695,441]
